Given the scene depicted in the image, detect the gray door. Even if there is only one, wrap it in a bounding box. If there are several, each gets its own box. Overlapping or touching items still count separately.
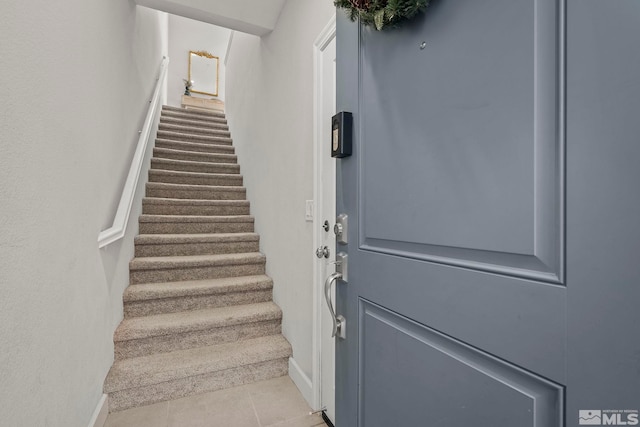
[335,1,640,426]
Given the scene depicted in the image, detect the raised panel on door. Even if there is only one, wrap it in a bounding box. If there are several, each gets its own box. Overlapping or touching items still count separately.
[360,0,564,283]
[359,301,564,427]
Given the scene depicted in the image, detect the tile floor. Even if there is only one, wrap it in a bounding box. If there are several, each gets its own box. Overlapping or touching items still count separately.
[104,376,327,427]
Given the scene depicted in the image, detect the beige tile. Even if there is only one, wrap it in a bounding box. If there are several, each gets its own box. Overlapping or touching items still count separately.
[246,376,314,427]
[268,413,327,427]
[104,376,319,427]
[104,401,168,427]
[167,386,260,427]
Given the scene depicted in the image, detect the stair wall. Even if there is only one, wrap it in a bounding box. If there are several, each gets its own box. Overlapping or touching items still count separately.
[224,2,336,402]
[0,5,170,427]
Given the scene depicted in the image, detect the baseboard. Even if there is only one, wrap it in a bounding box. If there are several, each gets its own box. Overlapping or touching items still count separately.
[288,357,314,408]
[87,394,109,427]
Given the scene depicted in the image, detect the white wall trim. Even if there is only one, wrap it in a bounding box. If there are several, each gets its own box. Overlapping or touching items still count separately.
[288,357,314,407]
[87,394,108,427]
[311,13,337,412]
[314,14,337,53]
[98,56,169,249]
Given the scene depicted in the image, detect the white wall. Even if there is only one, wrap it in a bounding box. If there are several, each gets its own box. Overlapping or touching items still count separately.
[225,0,335,393]
[0,3,166,427]
[167,15,231,107]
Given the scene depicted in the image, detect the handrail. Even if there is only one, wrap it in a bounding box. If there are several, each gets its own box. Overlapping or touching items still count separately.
[98,56,169,249]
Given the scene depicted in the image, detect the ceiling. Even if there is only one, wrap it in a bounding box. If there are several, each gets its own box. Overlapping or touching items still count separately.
[135,0,288,36]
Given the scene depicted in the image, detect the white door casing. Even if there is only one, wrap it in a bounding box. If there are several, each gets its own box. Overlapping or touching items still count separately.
[311,14,337,425]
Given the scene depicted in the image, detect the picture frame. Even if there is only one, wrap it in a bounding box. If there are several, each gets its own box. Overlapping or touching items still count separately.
[188,50,219,97]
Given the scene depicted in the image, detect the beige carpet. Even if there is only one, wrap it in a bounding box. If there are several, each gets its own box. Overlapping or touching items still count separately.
[104,106,291,412]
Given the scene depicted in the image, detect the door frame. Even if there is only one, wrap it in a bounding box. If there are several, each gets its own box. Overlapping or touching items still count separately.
[311,13,337,412]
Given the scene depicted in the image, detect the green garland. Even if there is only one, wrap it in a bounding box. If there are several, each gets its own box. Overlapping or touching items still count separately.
[334,0,430,31]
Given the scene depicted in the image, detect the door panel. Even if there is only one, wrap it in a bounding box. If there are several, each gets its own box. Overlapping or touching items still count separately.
[359,301,563,427]
[357,252,566,382]
[359,0,563,283]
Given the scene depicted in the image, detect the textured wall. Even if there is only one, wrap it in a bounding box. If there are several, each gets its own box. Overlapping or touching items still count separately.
[167,15,231,107]
[225,0,334,390]
[0,3,166,427]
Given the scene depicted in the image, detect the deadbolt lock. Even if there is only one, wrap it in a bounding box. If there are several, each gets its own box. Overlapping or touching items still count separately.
[333,223,342,235]
[335,214,348,244]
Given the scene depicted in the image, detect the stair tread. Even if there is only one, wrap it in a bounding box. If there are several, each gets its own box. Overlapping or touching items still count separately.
[160,109,227,121]
[161,110,227,120]
[104,334,291,392]
[124,275,273,302]
[143,197,249,206]
[154,147,236,159]
[114,301,282,342]
[135,232,259,244]
[159,123,231,136]
[160,117,229,130]
[160,113,227,126]
[157,131,232,144]
[155,138,234,152]
[162,105,226,118]
[160,118,228,126]
[151,157,239,168]
[130,252,266,270]
[139,214,254,223]
[146,182,245,192]
[149,169,242,180]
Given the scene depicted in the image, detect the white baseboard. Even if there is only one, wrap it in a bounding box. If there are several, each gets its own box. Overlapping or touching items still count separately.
[288,357,314,408]
[87,394,109,427]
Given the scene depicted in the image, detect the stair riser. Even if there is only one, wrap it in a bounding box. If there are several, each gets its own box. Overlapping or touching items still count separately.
[115,320,281,360]
[142,203,250,216]
[139,222,254,234]
[108,359,288,412]
[155,140,234,155]
[124,289,273,318]
[159,124,231,138]
[148,173,243,187]
[153,150,237,164]
[130,262,265,284]
[156,131,232,146]
[151,159,239,174]
[160,117,229,131]
[135,240,259,257]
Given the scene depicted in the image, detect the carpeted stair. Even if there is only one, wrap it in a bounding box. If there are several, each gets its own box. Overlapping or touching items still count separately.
[104,106,292,412]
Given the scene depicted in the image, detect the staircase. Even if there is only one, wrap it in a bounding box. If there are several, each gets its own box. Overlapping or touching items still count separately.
[104,106,292,412]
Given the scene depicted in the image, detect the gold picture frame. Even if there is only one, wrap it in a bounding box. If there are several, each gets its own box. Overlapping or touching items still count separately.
[188,50,219,97]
